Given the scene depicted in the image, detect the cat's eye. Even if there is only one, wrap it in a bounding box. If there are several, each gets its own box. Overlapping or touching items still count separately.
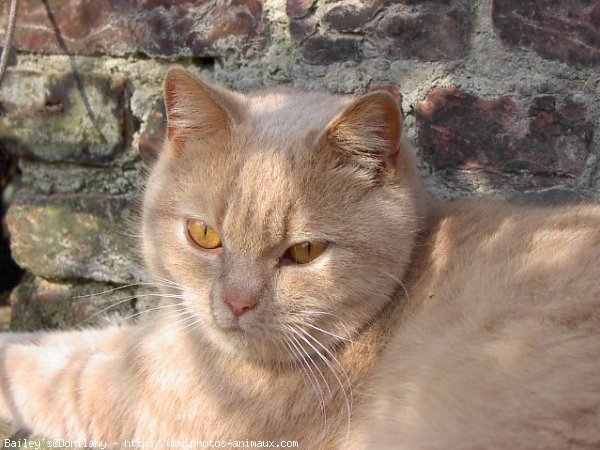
[286,241,328,264]
[186,219,222,250]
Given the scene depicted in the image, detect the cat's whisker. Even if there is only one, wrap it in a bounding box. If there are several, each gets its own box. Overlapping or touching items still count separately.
[286,328,334,447]
[301,322,366,348]
[120,304,187,324]
[71,282,168,300]
[287,310,369,349]
[296,325,354,392]
[75,296,140,328]
[72,283,139,299]
[144,275,188,291]
[286,331,328,407]
[174,313,206,335]
[111,226,143,239]
[294,325,354,446]
[293,310,337,318]
[281,339,328,440]
[382,271,410,299]
[75,292,186,328]
[283,333,328,438]
[286,327,338,447]
[63,281,186,316]
[290,325,353,445]
[286,325,333,398]
[123,309,197,361]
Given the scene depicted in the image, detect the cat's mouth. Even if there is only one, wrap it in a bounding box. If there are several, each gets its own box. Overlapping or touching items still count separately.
[212,307,258,335]
[217,321,246,333]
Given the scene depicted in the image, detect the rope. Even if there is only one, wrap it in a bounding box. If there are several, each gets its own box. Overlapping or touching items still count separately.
[0,0,18,86]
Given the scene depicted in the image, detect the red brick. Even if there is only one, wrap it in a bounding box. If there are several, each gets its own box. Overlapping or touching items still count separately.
[0,0,264,57]
[286,0,315,18]
[365,3,469,61]
[322,0,382,31]
[493,0,600,67]
[290,0,469,63]
[302,34,361,65]
[416,88,594,187]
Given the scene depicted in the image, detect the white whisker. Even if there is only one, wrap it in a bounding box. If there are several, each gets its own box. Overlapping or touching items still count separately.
[295,325,354,447]
[383,271,410,299]
[296,328,354,448]
[285,330,328,435]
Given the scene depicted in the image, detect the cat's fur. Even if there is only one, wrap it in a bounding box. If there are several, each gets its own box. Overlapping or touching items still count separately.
[353,201,600,449]
[0,66,599,449]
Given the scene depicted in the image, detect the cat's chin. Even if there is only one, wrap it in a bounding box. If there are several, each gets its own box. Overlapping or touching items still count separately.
[196,314,290,364]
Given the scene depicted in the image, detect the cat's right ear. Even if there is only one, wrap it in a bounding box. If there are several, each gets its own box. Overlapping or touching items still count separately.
[319,91,403,180]
[163,66,242,153]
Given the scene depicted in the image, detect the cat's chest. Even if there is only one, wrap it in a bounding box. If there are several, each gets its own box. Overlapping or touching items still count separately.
[132,336,350,445]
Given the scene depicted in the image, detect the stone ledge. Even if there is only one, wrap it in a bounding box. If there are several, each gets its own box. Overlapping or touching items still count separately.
[0,70,129,165]
[6,191,139,284]
[9,275,138,332]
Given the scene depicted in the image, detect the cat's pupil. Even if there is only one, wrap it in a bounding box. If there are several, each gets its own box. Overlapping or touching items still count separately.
[286,240,328,264]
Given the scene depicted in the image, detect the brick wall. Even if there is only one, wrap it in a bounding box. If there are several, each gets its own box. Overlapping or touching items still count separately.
[0,0,598,329]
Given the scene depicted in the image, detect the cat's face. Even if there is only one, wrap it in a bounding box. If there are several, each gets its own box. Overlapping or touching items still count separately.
[141,67,422,363]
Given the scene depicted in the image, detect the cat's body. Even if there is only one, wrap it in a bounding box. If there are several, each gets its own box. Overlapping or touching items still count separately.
[356,200,600,449]
[0,311,393,447]
[1,67,599,449]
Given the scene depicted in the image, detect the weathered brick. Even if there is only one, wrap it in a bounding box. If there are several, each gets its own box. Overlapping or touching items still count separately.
[138,99,167,166]
[0,70,128,165]
[287,0,316,19]
[364,3,469,61]
[416,88,594,188]
[493,0,600,67]
[302,34,361,64]
[0,0,264,57]
[9,275,138,331]
[19,160,141,196]
[289,18,316,42]
[322,0,382,31]
[6,191,138,283]
[292,0,469,64]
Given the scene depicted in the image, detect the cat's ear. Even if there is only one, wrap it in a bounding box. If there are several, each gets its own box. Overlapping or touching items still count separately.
[163,66,242,152]
[320,92,402,177]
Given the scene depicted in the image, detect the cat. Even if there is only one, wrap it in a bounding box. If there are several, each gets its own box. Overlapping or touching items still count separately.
[0,65,599,450]
[352,201,600,449]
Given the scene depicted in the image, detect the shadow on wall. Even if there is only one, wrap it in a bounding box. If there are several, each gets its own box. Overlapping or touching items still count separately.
[40,0,107,145]
[0,145,23,305]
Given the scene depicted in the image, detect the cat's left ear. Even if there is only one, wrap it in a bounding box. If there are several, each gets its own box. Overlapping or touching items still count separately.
[320,91,402,178]
[163,66,242,153]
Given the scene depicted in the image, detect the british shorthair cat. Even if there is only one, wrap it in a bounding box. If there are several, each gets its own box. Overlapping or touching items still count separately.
[0,66,599,449]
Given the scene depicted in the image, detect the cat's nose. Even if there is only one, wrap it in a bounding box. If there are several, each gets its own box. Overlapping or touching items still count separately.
[223,289,258,318]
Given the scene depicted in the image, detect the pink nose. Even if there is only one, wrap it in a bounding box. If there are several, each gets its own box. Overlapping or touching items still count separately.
[223,292,258,318]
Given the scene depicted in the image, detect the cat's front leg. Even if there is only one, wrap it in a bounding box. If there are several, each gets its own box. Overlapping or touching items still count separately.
[0,326,133,440]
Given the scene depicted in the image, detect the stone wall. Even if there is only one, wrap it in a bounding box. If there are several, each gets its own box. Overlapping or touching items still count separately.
[0,0,598,329]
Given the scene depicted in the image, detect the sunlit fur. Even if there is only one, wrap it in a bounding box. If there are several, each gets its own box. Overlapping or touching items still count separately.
[0,66,599,450]
[0,67,424,447]
[353,201,600,449]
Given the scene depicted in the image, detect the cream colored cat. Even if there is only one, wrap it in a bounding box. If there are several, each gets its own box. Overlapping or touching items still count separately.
[0,66,599,450]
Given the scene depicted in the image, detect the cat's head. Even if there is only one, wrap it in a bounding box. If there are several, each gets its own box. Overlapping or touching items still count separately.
[141,66,424,363]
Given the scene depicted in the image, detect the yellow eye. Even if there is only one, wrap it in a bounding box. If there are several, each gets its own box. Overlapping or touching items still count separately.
[286,241,328,264]
[186,219,222,249]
